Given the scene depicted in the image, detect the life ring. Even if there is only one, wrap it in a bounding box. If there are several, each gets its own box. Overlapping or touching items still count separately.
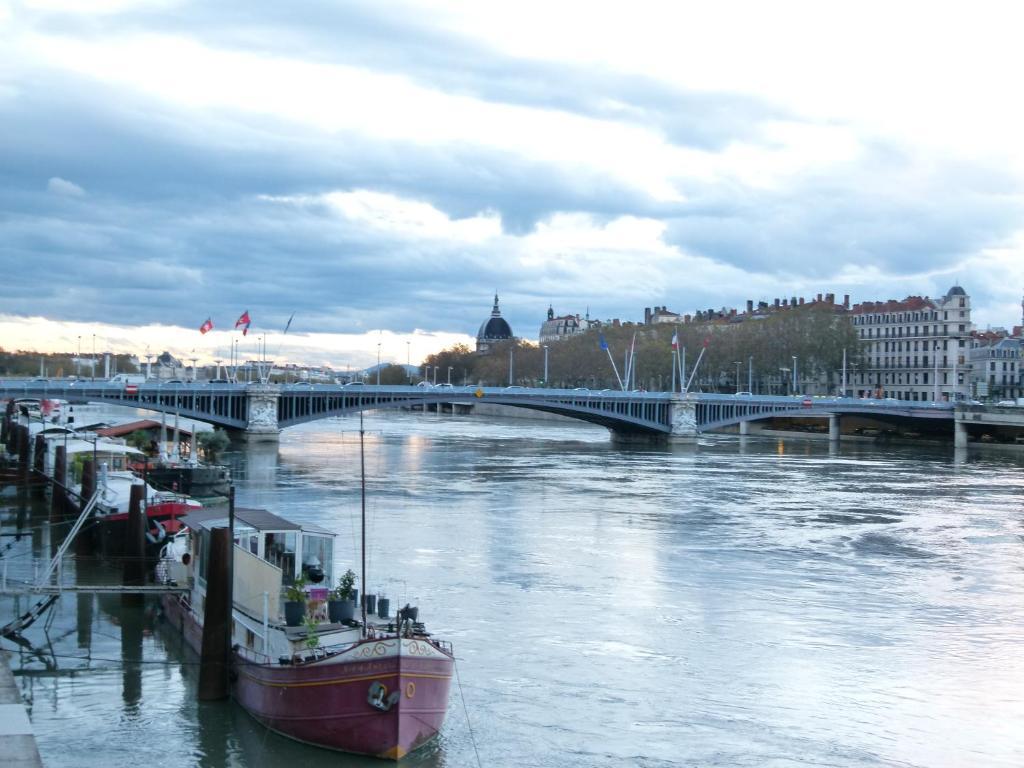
[405,682,416,699]
[145,519,167,545]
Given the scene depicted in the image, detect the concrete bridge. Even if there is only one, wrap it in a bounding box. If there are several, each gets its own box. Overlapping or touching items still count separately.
[4,378,1000,445]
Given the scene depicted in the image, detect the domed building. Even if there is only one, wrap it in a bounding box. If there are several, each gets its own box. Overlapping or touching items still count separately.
[476,293,514,353]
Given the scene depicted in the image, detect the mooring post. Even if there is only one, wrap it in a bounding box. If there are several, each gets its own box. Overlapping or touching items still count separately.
[33,433,46,474]
[52,444,67,516]
[0,399,12,448]
[18,424,30,468]
[77,459,96,557]
[80,458,95,504]
[123,483,146,590]
[198,526,232,701]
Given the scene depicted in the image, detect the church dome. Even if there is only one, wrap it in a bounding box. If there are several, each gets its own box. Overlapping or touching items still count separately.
[946,285,967,297]
[476,294,514,353]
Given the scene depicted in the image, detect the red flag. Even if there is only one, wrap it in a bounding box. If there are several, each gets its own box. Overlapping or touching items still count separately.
[671,331,678,350]
[235,310,251,329]
[703,337,710,347]
[199,317,213,335]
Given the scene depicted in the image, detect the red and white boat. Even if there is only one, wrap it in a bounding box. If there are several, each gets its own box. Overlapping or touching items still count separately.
[159,423,454,760]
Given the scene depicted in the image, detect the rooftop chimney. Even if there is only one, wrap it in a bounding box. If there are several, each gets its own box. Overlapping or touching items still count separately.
[843,294,850,309]
[798,297,805,306]
[746,299,754,313]
[774,298,780,308]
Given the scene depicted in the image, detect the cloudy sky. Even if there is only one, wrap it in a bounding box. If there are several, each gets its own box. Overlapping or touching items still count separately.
[3,0,1024,368]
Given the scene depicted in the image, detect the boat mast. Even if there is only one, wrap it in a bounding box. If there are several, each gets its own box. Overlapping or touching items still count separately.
[360,408,367,634]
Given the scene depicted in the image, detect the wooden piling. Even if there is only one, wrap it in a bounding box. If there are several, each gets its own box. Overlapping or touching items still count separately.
[76,459,96,556]
[123,483,146,589]
[198,526,232,701]
[80,459,95,504]
[18,425,30,468]
[33,434,45,474]
[51,445,67,516]
[0,399,12,448]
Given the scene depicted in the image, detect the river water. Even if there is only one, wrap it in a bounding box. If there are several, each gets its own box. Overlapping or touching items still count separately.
[3,411,1024,767]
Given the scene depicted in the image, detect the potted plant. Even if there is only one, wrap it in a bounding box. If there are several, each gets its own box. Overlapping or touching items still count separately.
[284,573,308,627]
[328,569,357,623]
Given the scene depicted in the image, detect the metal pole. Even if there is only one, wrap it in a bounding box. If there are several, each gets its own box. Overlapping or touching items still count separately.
[447,366,453,385]
[671,350,676,393]
[376,342,381,385]
[508,347,513,386]
[359,410,367,634]
[933,342,939,401]
[792,356,797,393]
[543,345,548,385]
[748,355,753,393]
[734,361,741,393]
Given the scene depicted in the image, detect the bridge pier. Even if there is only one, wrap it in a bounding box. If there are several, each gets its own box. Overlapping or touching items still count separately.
[954,419,968,449]
[738,420,749,436]
[243,384,281,442]
[669,396,698,443]
[828,415,840,443]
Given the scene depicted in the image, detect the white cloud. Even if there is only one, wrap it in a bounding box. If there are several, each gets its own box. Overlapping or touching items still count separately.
[264,190,503,243]
[47,176,84,196]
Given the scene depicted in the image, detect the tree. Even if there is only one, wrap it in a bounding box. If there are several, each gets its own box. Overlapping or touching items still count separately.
[126,429,154,454]
[377,364,411,385]
[197,429,230,462]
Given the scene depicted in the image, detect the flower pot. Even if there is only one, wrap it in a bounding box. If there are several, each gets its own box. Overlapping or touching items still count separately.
[328,598,355,623]
[284,600,305,627]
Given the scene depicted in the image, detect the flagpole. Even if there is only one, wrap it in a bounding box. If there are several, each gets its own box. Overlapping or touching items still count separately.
[671,350,676,393]
[680,347,686,395]
[266,312,295,384]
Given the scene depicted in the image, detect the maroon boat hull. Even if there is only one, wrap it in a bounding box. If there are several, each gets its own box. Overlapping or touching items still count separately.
[161,595,453,760]
[234,645,452,759]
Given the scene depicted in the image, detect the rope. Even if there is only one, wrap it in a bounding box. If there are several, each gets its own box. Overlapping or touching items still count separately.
[453,657,483,768]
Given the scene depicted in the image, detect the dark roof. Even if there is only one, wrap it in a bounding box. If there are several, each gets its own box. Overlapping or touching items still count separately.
[478,316,513,340]
[96,419,194,438]
[946,286,967,296]
[181,507,302,532]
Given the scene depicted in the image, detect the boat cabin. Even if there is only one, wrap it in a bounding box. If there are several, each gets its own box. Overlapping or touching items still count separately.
[173,508,339,659]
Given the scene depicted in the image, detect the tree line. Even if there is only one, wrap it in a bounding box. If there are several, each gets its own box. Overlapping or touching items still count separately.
[422,305,864,393]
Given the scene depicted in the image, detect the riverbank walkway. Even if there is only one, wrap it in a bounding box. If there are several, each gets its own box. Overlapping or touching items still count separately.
[0,650,44,767]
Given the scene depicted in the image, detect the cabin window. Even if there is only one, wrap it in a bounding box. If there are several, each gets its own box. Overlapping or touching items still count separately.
[245,628,255,648]
[265,531,297,582]
[301,534,335,587]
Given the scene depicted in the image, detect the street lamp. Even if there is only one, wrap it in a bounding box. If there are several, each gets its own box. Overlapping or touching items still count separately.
[447,366,453,385]
[748,355,753,393]
[424,364,430,384]
[91,334,96,381]
[406,341,411,380]
[432,366,438,385]
[76,335,81,378]
[376,342,381,385]
[543,345,549,386]
[791,355,798,394]
[733,361,741,393]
